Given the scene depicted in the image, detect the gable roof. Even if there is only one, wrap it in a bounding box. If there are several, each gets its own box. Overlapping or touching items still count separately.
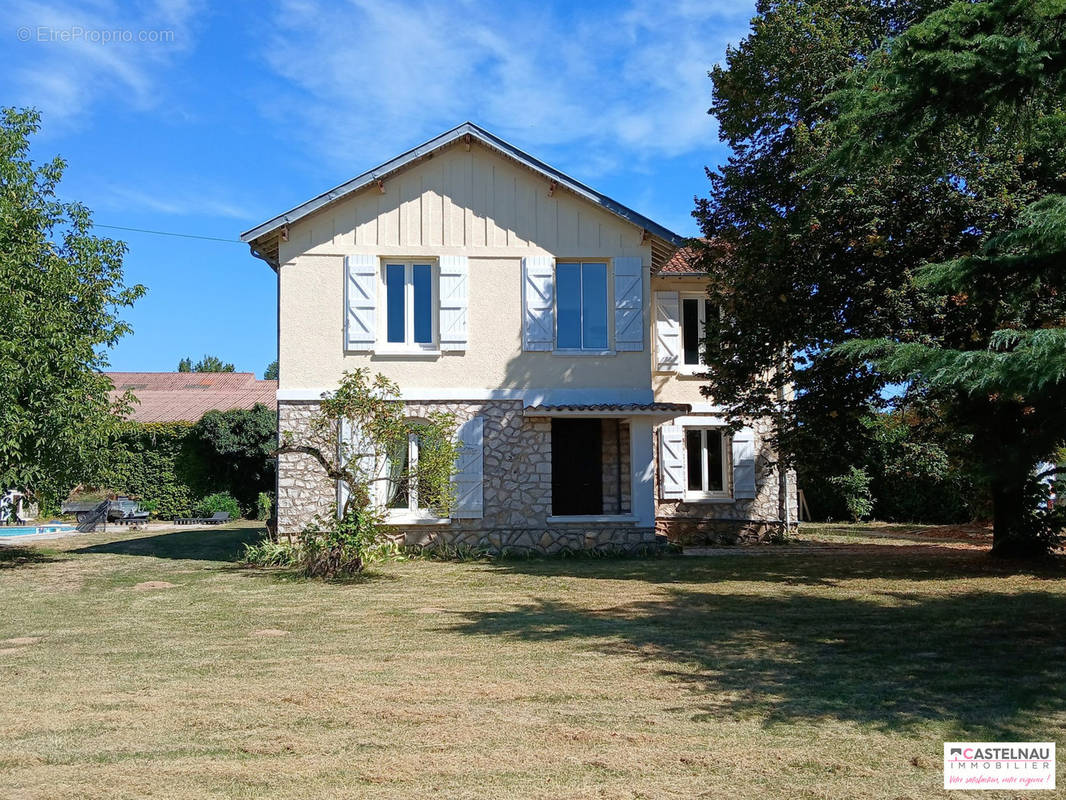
[241,122,683,270]
[106,372,277,423]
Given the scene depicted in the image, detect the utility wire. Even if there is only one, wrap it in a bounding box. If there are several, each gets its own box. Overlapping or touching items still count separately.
[93,223,244,244]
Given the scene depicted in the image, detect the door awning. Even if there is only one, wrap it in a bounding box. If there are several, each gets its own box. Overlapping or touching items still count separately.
[523,402,691,419]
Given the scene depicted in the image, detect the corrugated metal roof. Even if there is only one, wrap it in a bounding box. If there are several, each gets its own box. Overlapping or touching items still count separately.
[106,372,277,423]
[524,402,691,417]
[240,122,684,268]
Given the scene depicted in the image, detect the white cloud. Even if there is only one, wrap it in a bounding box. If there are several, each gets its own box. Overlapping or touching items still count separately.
[5,0,201,127]
[258,0,752,167]
[96,183,257,220]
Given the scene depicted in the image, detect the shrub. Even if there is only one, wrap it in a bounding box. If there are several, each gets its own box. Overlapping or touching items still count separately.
[296,508,400,579]
[243,539,299,567]
[828,466,874,522]
[256,492,272,521]
[243,509,401,577]
[196,491,241,520]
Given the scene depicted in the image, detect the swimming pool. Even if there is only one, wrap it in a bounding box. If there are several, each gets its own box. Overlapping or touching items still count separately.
[0,523,76,537]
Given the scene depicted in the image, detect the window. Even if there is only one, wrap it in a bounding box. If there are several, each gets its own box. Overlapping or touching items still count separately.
[384,425,434,515]
[384,261,436,349]
[681,295,716,368]
[685,427,728,499]
[556,261,608,350]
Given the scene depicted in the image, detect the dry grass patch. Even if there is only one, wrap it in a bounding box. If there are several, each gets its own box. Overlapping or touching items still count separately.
[0,522,1063,798]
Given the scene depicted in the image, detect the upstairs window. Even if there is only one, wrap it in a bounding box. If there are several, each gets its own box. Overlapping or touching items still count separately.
[384,261,436,349]
[681,295,716,368]
[556,261,608,350]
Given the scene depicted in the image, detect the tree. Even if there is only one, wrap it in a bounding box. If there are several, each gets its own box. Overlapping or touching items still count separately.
[827,0,1066,554]
[193,404,277,514]
[695,0,1063,555]
[696,0,960,470]
[0,108,145,509]
[263,360,278,381]
[177,354,235,373]
[273,369,459,576]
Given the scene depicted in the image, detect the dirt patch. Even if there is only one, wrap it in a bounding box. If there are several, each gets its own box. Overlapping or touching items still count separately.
[133,581,177,591]
[4,636,41,646]
[251,629,288,637]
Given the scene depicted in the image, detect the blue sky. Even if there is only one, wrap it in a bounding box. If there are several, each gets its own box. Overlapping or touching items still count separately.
[5,0,755,377]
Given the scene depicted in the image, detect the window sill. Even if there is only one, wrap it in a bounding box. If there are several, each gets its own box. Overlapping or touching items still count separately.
[384,514,451,525]
[372,348,442,358]
[677,366,708,377]
[546,514,638,524]
[681,495,734,504]
[552,349,616,357]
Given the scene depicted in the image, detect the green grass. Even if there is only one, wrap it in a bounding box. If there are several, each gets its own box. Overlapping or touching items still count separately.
[0,522,1063,798]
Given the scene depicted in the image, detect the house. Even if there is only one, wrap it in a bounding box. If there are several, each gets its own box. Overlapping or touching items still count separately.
[241,123,796,551]
[106,372,277,423]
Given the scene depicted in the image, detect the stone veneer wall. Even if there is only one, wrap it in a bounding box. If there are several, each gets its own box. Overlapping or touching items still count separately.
[600,419,631,514]
[655,416,799,546]
[276,399,657,554]
[277,402,337,536]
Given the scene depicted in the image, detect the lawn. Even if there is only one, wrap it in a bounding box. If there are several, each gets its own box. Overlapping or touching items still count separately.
[1,523,1063,799]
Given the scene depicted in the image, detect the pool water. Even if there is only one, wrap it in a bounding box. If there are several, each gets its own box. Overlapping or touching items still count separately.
[0,523,76,537]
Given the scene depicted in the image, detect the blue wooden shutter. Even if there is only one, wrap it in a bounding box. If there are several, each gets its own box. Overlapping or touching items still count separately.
[613,257,644,351]
[522,255,555,351]
[345,254,378,351]
[452,416,484,518]
[732,428,756,499]
[439,255,469,351]
[655,291,680,370]
[658,425,684,499]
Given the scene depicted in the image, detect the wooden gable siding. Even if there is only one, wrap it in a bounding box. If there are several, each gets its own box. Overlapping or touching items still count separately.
[284,142,644,258]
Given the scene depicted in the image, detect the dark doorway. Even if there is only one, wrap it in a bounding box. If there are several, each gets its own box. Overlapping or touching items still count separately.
[551,419,603,515]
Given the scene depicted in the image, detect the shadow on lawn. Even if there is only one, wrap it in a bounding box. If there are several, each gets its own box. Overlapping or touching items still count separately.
[73,526,261,562]
[0,546,61,569]
[449,580,1066,736]
[484,546,1066,586]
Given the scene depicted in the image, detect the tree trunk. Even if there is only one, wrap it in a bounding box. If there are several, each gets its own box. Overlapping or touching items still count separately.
[990,475,1046,558]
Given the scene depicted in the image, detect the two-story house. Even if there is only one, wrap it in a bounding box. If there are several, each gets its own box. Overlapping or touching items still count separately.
[241,123,796,552]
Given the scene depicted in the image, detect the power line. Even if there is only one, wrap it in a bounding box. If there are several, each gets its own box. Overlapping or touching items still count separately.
[94,223,245,244]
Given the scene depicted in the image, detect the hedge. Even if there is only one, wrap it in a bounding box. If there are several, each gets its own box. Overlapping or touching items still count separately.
[98,422,210,520]
[97,405,277,520]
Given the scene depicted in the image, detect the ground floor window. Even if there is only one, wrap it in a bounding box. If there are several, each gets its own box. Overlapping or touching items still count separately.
[385,425,433,514]
[685,427,728,499]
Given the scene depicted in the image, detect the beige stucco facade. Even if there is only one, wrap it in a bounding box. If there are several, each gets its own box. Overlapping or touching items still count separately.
[280,254,652,394]
[278,143,653,395]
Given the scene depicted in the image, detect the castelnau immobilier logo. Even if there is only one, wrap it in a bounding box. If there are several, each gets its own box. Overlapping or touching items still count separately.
[944,742,1056,790]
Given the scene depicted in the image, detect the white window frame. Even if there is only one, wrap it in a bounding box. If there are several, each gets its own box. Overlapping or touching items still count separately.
[679,293,715,374]
[683,426,730,501]
[381,423,449,524]
[553,259,614,355]
[379,260,439,353]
